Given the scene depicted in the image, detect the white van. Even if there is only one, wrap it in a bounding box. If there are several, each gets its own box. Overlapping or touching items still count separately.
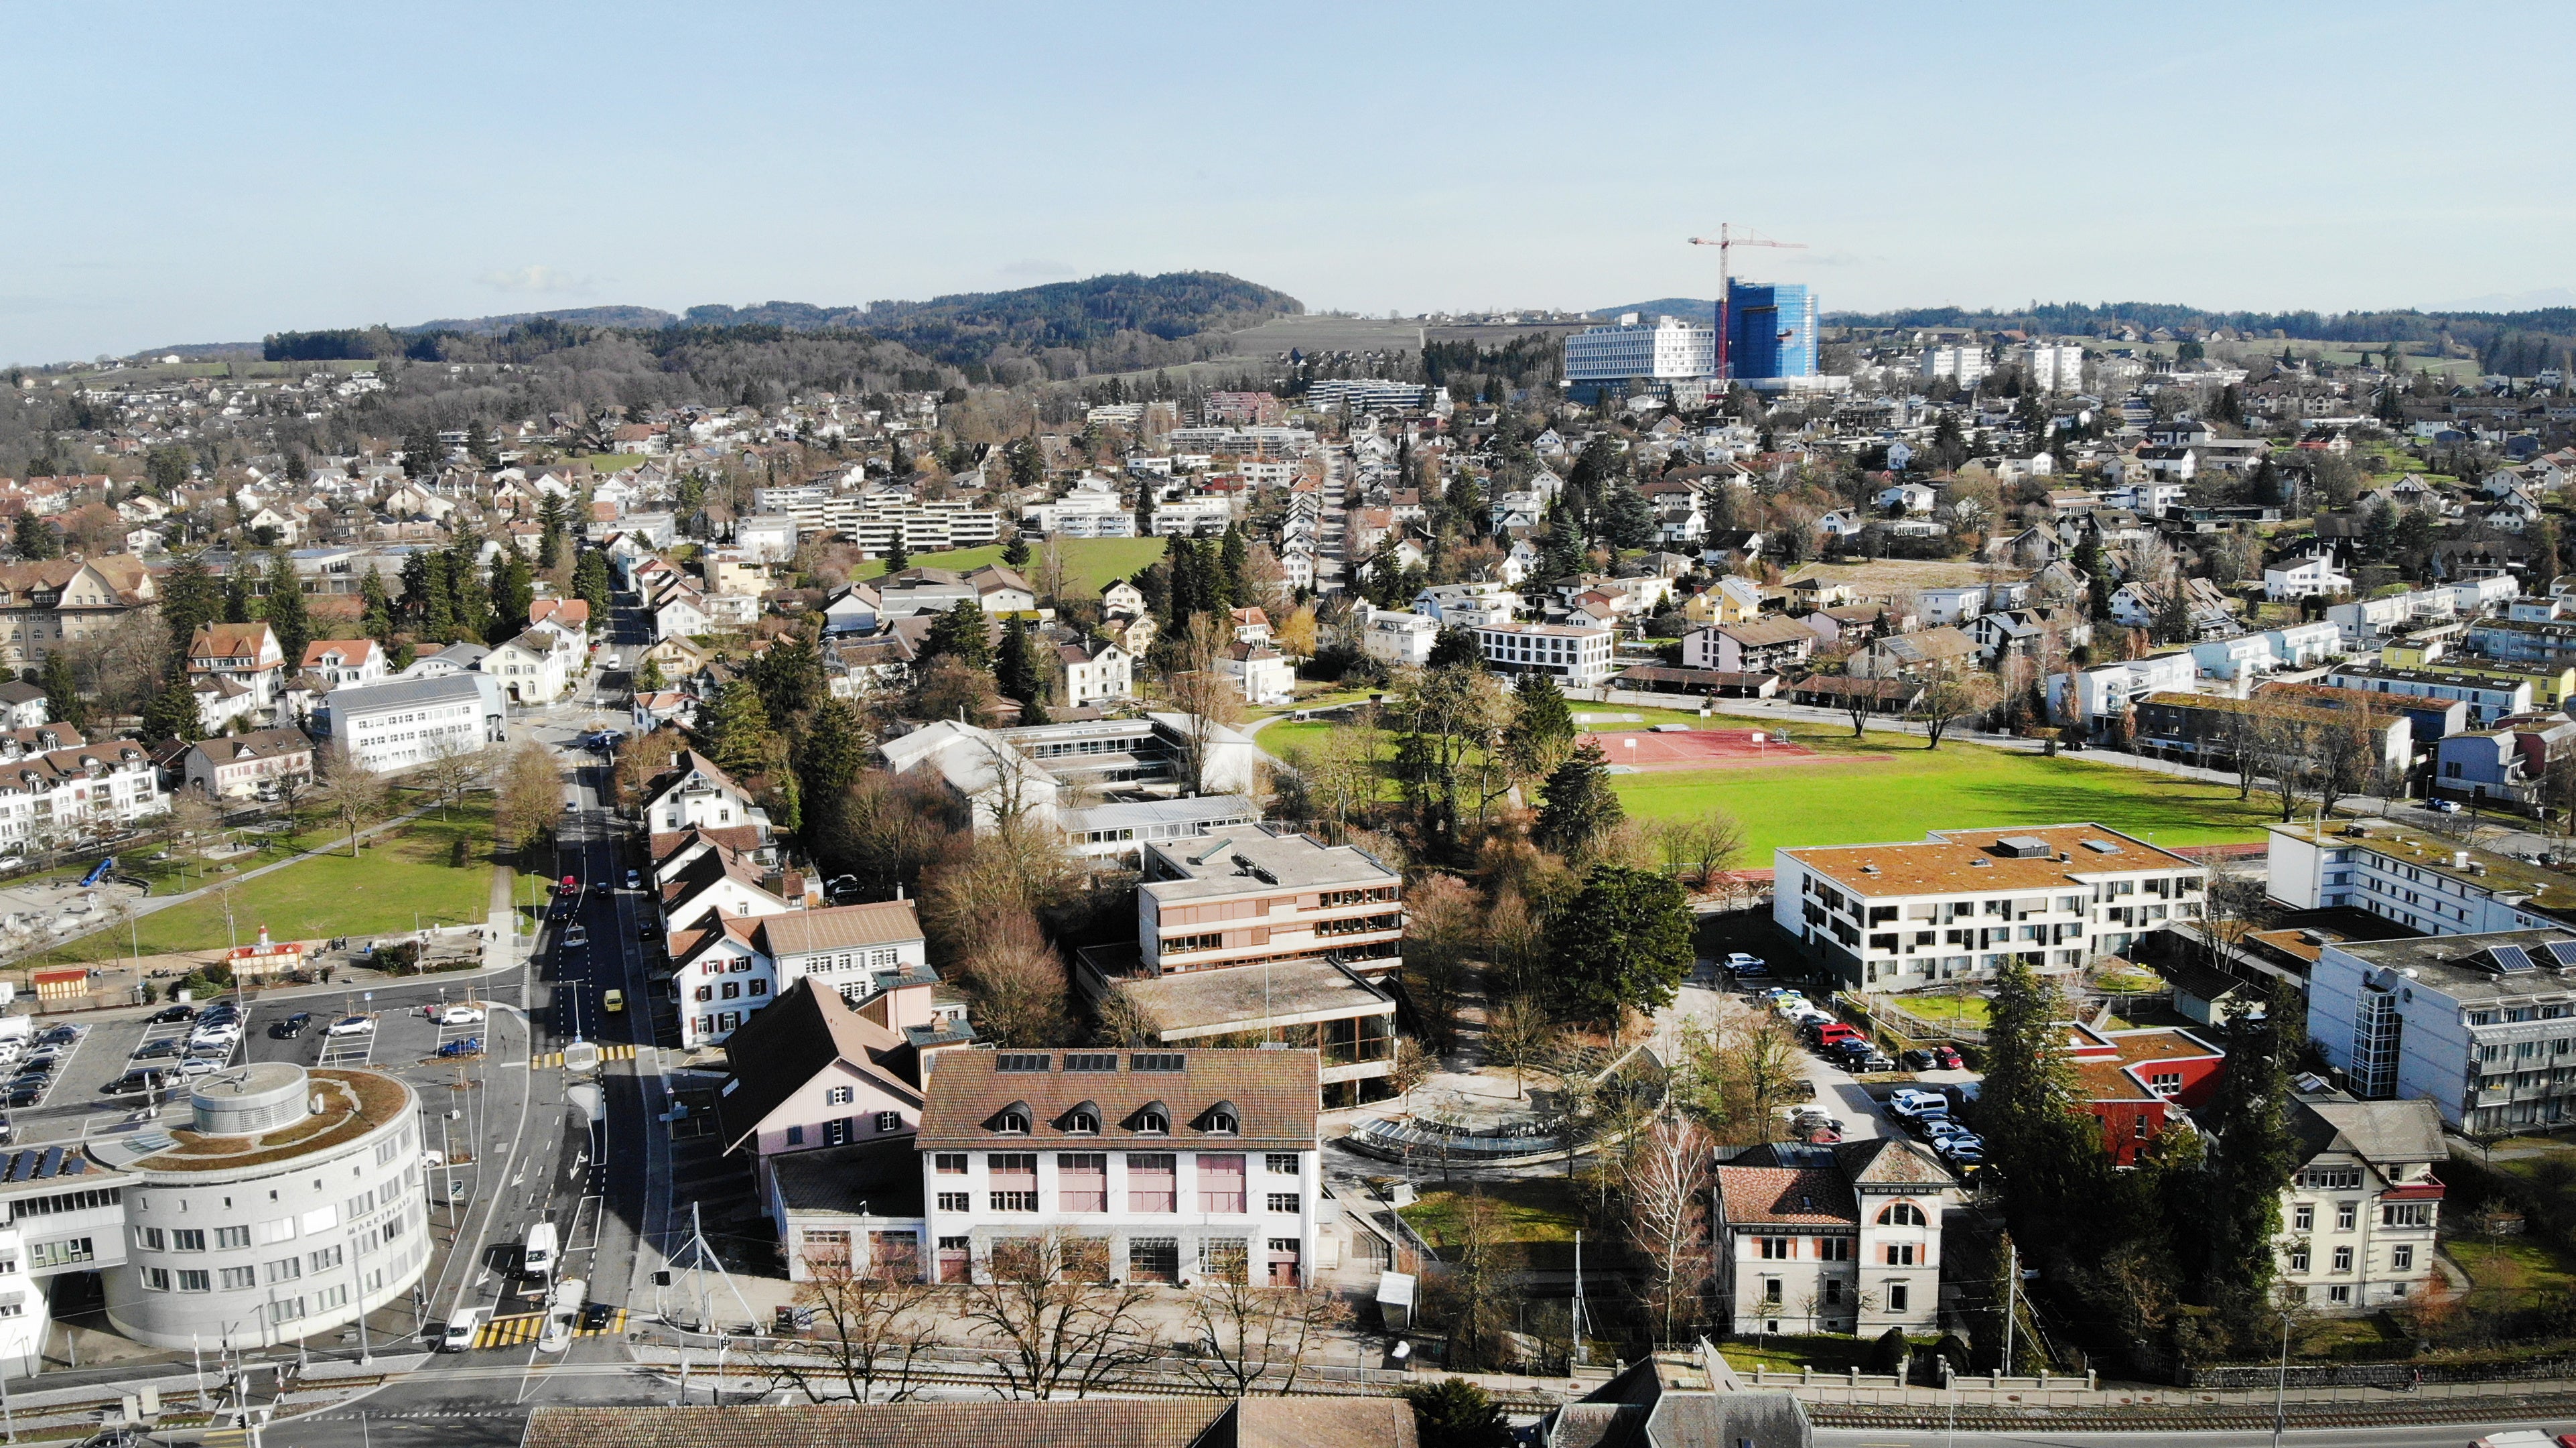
[523,1221,557,1276]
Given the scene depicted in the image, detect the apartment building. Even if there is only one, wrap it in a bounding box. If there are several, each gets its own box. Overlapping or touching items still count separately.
[1773,825,2206,990]
[310,673,507,775]
[1712,1137,1959,1337]
[2273,1083,2445,1311]
[1470,622,1615,687]
[186,622,286,733]
[672,901,938,1051]
[2308,927,2576,1133]
[1075,827,1400,1106]
[2264,819,2576,937]
[1565,315,1715,385]
[2130,692,2411,781]
[0,736,170,849]
[914,1047,1326,1289]
[0,557,157,673]
[1683,618,1815,674]
[2320,663,2531,728]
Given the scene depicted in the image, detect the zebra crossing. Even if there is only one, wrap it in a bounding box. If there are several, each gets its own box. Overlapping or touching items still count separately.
[473,1306,626,1347]
[533,1043,638,1069]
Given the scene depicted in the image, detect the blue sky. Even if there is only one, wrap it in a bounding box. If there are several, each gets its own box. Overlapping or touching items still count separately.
[7,1,2571,363]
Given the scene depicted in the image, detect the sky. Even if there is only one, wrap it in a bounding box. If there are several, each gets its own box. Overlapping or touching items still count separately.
[8,1,2574,364]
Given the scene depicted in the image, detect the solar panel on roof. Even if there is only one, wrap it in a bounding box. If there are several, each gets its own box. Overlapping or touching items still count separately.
[36,1146,62,1179]
[1,1152,26,1184]
[2488,944,2536,973]
[2547,940,2576,968]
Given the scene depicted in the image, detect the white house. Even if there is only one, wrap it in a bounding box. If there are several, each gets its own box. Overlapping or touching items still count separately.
[2264,553,2354,602]
[642,751,770,838]
[484,629,580,706]
[1359,607,1439,667]
[1219,642,1296,704]
[1713,1137,1959,1337]
[1057,637,1134,707]
[299,639,387,688]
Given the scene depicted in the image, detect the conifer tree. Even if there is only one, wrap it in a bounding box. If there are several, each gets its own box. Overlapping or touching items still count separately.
[38,652,83,731]
[222,560,255,624]
[142,671,202,742]
[161,551,222,654]
[573,548,612,619]
[487,551,535,643]
[358,564,395,647]
[1534,742,1623,858]
[707,679,777,778]
[263,549,312,670]
[995,614,1042,707]
[923,598,992,670]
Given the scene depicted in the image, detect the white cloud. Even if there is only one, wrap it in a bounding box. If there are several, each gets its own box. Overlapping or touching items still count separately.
[476,265,592,295]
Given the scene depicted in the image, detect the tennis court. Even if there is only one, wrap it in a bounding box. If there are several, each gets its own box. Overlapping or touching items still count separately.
[1580,727,1889,772]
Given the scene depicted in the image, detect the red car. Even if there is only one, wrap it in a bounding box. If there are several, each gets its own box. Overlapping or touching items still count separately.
[558,875,580,897]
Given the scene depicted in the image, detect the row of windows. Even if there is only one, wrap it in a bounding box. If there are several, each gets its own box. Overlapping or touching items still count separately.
[2287,1242,2416,1274]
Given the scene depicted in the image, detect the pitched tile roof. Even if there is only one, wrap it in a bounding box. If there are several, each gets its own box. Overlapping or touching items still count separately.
[753,901,923,958]
[1713,1165,1855,1226]
[917,1047,1318,1150]
[716,978,923,1152]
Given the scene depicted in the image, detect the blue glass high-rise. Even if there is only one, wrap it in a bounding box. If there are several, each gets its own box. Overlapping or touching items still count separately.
[1723,281,1817,381]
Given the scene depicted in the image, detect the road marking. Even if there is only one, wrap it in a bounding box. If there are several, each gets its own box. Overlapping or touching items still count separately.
[531,1044,636,1069]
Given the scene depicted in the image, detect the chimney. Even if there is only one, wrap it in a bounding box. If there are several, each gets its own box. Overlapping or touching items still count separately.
[2453,850,2471,869]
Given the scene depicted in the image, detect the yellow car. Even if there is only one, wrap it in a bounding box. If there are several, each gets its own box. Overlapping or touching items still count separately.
[602,989,624,1014]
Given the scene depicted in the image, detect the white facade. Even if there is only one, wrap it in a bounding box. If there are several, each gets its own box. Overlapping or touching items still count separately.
[0,1223,46,1376]
[1917,345,1989,387]
[2264,555,2354,602]
[2264,823,2563,941]
[315,675,507,775]
[2025,342,2085,393]
[1359,608,1438,667]
[1059,641,1134,707]
[1565,314,1715,384]
[2303,925,2576,1134]
[1470,622,1615,687]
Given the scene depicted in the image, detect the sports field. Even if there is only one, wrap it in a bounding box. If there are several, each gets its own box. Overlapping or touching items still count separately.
[1259,710,2276,859]
[848,537,1167,594]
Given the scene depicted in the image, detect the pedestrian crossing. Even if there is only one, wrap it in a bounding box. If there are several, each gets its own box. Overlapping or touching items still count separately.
[474,1307,626,1347]
[533,1043,638,1069]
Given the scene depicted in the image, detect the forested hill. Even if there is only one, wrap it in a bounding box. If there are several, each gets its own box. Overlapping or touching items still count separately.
[255,271,1301,382]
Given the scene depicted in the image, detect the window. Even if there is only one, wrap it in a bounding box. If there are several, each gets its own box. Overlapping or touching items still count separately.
[1758,1236,1793,1260]
[266,1257,300,1283]
[1057,1153,1107,1212]
[2384,1203,2432,1228]
[1127,1153,1177,1213]
[1136,1110,1169,1134]
[177,1269,210,1293]
[825,1086,854,1106]
[1886,1244,1919,1266]
[1824,1278,1845,1305]
[1201,1238,1249,1284]
[309,1245,342,1272]
[138,1227,165,1251]
[142,1267,170,1291]
[1129,1236,1179,1285]
[2327,1285,2352,1305]
[1131,1052,1184,1071]
[1266,1153,1300,1175]
[220,1266,256,1291]
[785,1125,805,1146]
[876,1111,902,1132]
[2336,1202,2357,1231]
[1206,1110,1237,1134]
[995,1053,1051,1072]
[2293,1204,2314,1232]
[1067,1109,1099,1135]
[1063,1052,1118,1071]
[214,1226,251,1250]
[1887,1282,1911,1313]
[2289,1246,2311,1272]
[1760,1277,1783,1305]
[825,1119,850,1146]
[996,1110,1030,1134]
[172,1229,206,1252]
[1818,1237,1854,1261]
[1877,1201,1926,1227]
[1267,1192,1301,1213]
[1198,1154,1247,1213]
[936,1192,970,1213]
[2331,1246,2354,1272]
[935,1153,968,1175]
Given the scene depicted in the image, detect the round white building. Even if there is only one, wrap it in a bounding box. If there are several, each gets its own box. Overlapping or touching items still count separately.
[92,1062,429,1350]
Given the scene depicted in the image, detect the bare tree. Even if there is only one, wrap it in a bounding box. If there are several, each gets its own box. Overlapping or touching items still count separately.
[1402,872,1481,1053]
[959,1230,1156,1399]
[1177,1275,1353,1396]
[1483,994,1560,1101]
[1625,1110,1714,1347]
[1155,612,1247,795]
[2252,698,2315,823]
[165,791,220,884]
[2310,704,2384,821]
[764,1253,937,1404]
[493,738,561,859]
[1908,659,1998,749]
[1389,1036,1432,1110]
[316,740,390,857]
[413,732,488,819]
[1091,982,1162,1047]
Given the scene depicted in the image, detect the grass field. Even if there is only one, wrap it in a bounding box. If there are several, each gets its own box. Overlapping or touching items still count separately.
[1399,1177,1588,1270]
[568,452,648,472]
[1261,710,2277,858]
[848,537,1170,594]
[28,797,498,966]
[2448,1237,2576,1295]
[1895,994,1992,1029]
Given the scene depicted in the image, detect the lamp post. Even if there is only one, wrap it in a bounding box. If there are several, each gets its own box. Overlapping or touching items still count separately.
[2269,1309,2291,1448]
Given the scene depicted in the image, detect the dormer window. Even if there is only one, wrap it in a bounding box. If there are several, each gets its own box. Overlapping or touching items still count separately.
[992,1100,1032,1135]
[1132,1100,1171,1135]
[1209,1111,1237,1134]
[1069,1110,1099,1134]
[1198,1099,1241,1135]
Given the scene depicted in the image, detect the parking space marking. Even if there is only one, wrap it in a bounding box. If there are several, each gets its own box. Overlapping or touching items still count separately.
[3,1020,94,1113]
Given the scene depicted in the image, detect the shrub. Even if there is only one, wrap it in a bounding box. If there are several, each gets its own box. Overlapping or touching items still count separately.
[1399,1378,1509,1448]
[371,940,421,972]
[1870,1325,1911,1376]
[1931,1332,1975,1381]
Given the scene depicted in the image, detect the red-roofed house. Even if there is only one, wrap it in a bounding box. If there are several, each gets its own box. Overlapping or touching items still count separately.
[1712,1137,1958,1336]
[2065,1023,2227,1165]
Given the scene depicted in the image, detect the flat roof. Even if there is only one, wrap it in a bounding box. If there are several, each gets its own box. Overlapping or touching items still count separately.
[2322,927,2576,1004]
[1117,958,1396,1037]
[2272,819,2576,913]
[1060,794,1260,833]
[1782,824,2199,898]
[1144,827,1398,901]
[94,1069,406,1175]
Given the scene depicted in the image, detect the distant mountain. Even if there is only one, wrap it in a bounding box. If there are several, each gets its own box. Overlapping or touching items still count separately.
[1590,298,1718,323]
[406,305,679,336]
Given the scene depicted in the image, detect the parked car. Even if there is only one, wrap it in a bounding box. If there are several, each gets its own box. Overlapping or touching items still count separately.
[437,1037,484,1058]
[177,1057,220,1079]
[100,1071,163,1098]
[1722,951,1769,978]
[147,1004,197,1025]
[17,1054,57,1077]
[36,1026,80,1047]
[271,1013,314,1039]
[2429,799,2462,815]
[1886,1088,1948,1117]
[132,1039,183,1061]
[3,1082,42,1108]
[1808,1023,1864,1051]
[440,1006,486,1027]
[326,1015,375,1037]
[1936,1139,1986,1167]
[1840,1048,1898,1074]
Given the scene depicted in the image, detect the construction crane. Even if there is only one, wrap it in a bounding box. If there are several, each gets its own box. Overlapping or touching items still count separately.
[1688,225,1806,381]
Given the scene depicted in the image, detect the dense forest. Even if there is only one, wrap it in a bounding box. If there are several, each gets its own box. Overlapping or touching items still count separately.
[261,271,1303,386]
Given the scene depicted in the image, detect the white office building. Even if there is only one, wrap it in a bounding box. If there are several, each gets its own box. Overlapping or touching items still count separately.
[1565,315,1715,385]
[2306,927,2576,1134]
[1918,345,1990,387]
[1469,622,1615,687]
[2025,342,2086,393]
[311,673,508,775]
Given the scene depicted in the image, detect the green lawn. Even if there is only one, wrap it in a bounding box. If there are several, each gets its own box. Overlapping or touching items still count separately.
[1263,712,2279,858]
[568,452,648,472]
[27,798,498,966]
[849,537,1171,594]
[1400,1177,1588,1270]
[1718,1332,1933,1374]
[2448,1238,2576,1295]
[1891,994,1992,1029]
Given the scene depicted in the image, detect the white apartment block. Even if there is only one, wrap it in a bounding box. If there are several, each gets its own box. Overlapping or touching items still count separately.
[2308,926,2576,1134]
[2024,342,2086,393]
[1470,622,1615,687]
[1565,315,1715,384]
[2266,821,2573,941]
[312,675,507,775]
[1774,825,2206,990]
[1917,345,1990,387]
[914,1048,1327,1289]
